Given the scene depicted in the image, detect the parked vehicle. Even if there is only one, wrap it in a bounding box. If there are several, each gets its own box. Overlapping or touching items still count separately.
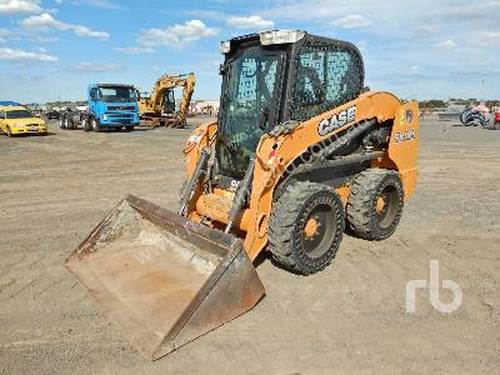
[45,110,60,120]
[138,73,196,127]
[0,105,48,136]
[459,104,490,127]
[60,84,140,132]
[67,30,420,360]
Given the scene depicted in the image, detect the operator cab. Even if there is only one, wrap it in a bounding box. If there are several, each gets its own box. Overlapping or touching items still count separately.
[162,89,176,114]
[216,30,365,180]
[90,84,138,103]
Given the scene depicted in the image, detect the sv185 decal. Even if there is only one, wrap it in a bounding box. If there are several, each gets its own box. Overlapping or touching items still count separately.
[394,129,416,143]
[318,106,357,136]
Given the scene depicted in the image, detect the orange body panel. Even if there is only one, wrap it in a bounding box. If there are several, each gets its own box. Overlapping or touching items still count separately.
[184,91,419,260]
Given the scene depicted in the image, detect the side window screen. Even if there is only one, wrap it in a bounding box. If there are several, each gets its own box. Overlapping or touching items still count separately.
[296,52,325,106]
[236,58,279,104]
[326,52,351,102]
[291,42,363,121]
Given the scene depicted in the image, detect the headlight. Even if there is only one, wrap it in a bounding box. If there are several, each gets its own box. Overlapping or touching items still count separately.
[259,30,305,46]
[220,40,231,54]
[102,114,108,121]
[14,123,24,128]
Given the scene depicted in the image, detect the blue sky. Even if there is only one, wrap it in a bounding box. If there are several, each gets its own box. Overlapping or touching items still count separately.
[0,0,499,103]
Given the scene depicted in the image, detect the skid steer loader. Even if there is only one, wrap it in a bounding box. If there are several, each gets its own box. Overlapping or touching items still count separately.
[66,30,419,360]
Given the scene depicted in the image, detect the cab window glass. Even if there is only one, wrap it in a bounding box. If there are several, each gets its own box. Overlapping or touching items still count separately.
[291,43,363,121]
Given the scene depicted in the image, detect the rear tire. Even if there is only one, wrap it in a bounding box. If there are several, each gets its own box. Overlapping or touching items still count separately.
[268,181,345,275]
[346,169,404,241]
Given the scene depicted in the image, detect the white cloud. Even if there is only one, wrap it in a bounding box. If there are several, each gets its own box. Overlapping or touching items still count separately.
[334,14,371,29]
[53,0,121,9]
[20,12,110,40]
[115,46,154,54]
[474,31,500,46]
[436,39,457,49]
[226,15,274,29]
[0,47,57,62]
[73,62,121,72]
[0,0,42,14]
[138,19,219,47]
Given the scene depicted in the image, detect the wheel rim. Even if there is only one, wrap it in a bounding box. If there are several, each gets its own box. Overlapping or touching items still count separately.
[374,186,399,229]
[300,204,336,259]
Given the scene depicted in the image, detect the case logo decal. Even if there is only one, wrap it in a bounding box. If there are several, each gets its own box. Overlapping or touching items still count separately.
[318,106,357,136]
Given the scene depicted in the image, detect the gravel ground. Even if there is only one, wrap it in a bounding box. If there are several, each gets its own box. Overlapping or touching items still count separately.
[0,116,498,374]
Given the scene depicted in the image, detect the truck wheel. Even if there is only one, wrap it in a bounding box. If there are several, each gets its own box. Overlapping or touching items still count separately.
[82,118,92,132]
[346,169,404,241]
[6,126,12,137]
[59,117,66,129]
[124,126,134,132]
[91,118,101,132]
[268,181,345,275]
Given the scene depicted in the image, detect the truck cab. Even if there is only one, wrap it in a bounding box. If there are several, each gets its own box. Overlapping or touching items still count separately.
[88,84,140,130]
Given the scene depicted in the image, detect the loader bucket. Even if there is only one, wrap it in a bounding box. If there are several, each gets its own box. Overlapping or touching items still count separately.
[65,195,265,360]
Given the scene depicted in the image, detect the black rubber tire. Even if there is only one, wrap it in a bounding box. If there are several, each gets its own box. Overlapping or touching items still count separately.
[59,117,65,129]
[124,126,134,132]
[268,181,345,275]
[6,126,12,137]
[346,169,404,241]
[82,118,91,132]
[91,118,101,132]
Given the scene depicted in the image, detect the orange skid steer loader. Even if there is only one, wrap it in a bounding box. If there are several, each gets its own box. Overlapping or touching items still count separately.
[66,30,419,360]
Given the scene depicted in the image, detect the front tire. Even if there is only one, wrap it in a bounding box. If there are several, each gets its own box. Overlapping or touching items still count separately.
[268,181,345,275]
[91,118,101,132]
[346,169,404,241]
[82,118,92,132]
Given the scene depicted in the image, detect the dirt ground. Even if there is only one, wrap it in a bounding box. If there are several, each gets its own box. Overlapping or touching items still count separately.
[0,116,498,374]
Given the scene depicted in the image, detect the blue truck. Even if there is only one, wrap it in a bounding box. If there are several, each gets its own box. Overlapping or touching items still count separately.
[60,83,140,132]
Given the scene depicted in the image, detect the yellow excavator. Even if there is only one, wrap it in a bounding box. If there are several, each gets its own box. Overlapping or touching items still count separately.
[138,72,196,128]
[66,30,419,360]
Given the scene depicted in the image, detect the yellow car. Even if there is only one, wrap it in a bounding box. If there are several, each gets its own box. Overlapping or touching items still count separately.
[0,106,48,136]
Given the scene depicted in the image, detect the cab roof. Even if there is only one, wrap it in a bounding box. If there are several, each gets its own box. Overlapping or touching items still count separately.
[0,105,29,112]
